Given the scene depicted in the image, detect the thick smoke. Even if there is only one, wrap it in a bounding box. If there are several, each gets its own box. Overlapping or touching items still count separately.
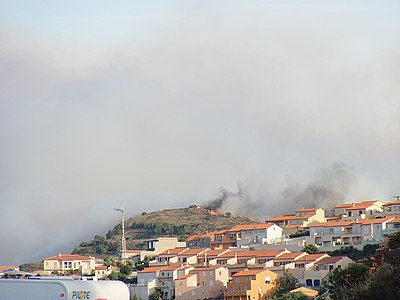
[280,163,356,213]
[203,163,356,218]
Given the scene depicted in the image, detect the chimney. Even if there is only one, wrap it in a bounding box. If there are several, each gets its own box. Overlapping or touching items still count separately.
[58,253,61,257]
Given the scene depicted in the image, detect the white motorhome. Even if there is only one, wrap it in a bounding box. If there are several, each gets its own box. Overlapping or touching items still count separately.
[0,279,130,300]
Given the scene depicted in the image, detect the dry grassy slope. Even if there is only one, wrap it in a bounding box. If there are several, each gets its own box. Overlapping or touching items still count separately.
[72,207,261,256]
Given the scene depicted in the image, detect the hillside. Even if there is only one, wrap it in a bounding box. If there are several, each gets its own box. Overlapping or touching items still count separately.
[72,206,260,256]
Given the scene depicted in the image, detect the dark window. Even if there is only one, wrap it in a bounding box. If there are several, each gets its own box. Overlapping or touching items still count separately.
[306,279,312,287]
[314,279,321,287]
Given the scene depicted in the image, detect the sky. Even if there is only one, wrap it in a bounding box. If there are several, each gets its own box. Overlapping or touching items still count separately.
[1,0,400,264]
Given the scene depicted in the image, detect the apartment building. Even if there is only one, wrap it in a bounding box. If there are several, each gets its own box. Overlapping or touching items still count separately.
[309,217,394,251]
[224,269,278,300]
[175,266,229,300]
[228,223,283,248]
[131,265,194,300]
[43,254,95,275]
[337,200,383,220]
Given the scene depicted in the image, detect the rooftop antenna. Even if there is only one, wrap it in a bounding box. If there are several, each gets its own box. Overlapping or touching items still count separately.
[394,195,400,201]
[114,200,126,256]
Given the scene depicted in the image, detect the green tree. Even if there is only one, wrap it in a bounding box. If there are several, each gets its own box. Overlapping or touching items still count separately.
[120,264,132,275]
[149,288,163,300]
[302,244,319,254]
[324,263,369,300]
[108,271,119,280]
[363,263,400,300]
[273,273,299,298]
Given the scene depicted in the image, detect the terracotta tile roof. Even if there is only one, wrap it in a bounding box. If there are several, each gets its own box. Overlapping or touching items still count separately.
[356,217,395,225]
[315,256,346,265]
[198,249,230,258]
[95,266,107,270]
[44,254,95,261]
[232,269,266,277]
[158,248,189,256]
[309,221,354,228]
[213,230,228,235]
[383,200,400,206]
[295,207,321,213]
[176,273,196,280]
[296,253,329,262]
[138,266,167,273]
[388,218,400,223]
[178,248,209,256]
[238,249,288,258]
[228,223,275,232]
[266,214,296,222]
[219,250,249,259]
[274,252,307,261]
[291,214,315,220]
[335,203,354,208]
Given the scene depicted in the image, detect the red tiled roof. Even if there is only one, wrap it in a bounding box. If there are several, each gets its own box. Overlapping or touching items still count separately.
[315,256,347,265]
[274,252,307,261]
[44,254,94,261]
[296,253,329,262]
[158,248,189,256]
[388,218,400,223]
[178,248,209,256]
[219,250,249,259]
[95,266,107,270]
[356,217,395,225]
[138,266,167,273]
[335,203,354,208]
[383,200,400,206]
[266,214,296,222]
[198,249,230,258]
[291,214,316,220]
[228,223,275,232]
[237,249,288,258]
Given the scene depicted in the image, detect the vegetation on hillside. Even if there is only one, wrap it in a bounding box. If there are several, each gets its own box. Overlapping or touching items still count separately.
[72,206,259,256]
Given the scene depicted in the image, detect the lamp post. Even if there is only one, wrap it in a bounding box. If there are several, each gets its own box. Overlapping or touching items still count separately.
[114,201,127,258]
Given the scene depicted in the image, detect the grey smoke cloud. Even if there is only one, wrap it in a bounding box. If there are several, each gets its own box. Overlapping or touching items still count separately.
[1,1,400,264]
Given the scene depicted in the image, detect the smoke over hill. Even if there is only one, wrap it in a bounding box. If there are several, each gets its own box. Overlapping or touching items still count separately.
[203,163,356,217]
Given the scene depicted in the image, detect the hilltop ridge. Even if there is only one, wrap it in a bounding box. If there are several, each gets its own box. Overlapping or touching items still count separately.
[72,206,260,256]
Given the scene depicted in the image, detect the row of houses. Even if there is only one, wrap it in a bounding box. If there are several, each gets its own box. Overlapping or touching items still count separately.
[184,200,400,253]
[129,247,353,299]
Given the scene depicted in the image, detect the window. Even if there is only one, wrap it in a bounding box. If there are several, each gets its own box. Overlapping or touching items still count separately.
[231,287,234,292]
[178,281,182,285]
[201,291,205,296]
[202,281,205,286]
[209,271,213,276]
[359,210,363,216]
[314,279,321,287]
[329,265,334,271]
[265,276,271,284]
[235,278,239,283]
[209,281,214,286]
[191,291,195,296]
[203,272,206,276]
[306,279,312,287]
